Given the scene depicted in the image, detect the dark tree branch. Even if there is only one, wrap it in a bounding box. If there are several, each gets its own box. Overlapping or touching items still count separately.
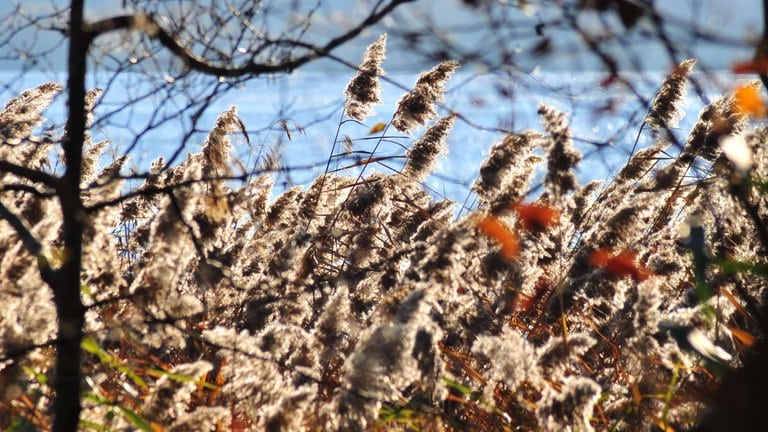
[0,200,41,253]
[0,339,59,365]
[52,0,87,430]
[760,0,768,90]
[0,199,55,284]
[0,182,56,198]
[83,177,244,213]
[764,0,768,46]
[83,0,416,77]
[0,160,60,189]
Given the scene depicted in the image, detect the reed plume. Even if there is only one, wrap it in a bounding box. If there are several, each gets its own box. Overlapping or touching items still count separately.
[2,47,768,432]
[344,34,387,122]
[403,113,455,181]
[645,59,696,130]
[392,60,460,133]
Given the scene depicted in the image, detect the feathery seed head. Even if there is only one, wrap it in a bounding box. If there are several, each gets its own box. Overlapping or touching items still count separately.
[345,34,387,121]
[403,113,455,181]
[392,60,460,133]
[645,59,695,129]
[538,104,581,202]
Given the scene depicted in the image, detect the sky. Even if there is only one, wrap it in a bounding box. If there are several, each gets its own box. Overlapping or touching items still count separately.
[0,0,763,202]
[0,0,762,73]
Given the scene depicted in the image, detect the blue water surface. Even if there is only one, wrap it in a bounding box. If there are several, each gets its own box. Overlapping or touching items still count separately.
[0,68,744,207]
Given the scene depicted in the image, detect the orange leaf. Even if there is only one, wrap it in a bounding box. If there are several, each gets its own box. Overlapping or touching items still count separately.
[732,59,768,74]
[476,215,520,261]
[588,248,612,267]
[721,288,750,319]
[630,383,643,406]
[368,122,386,134]
[733,84,767,118]
[512,202,560,232]
[727,326,756,347]
[589,248,650,282]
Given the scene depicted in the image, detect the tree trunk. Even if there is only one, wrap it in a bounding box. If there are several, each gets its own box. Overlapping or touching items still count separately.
[52,0,87,430]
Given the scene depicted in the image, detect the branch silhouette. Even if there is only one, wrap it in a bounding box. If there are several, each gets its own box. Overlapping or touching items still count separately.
[83,0,416,77]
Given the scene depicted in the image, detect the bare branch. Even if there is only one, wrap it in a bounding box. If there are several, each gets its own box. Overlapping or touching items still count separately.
[83,0,416,77]
[0,160,60,189]
[759,0,768,90]
[0,199,43,255]
[0,182,56,198]
[0,198,55,284]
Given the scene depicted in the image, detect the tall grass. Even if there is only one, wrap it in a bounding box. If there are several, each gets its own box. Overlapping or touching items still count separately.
[1,41,767,431]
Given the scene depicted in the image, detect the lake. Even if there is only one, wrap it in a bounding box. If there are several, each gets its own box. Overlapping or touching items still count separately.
[0,67,741,207]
